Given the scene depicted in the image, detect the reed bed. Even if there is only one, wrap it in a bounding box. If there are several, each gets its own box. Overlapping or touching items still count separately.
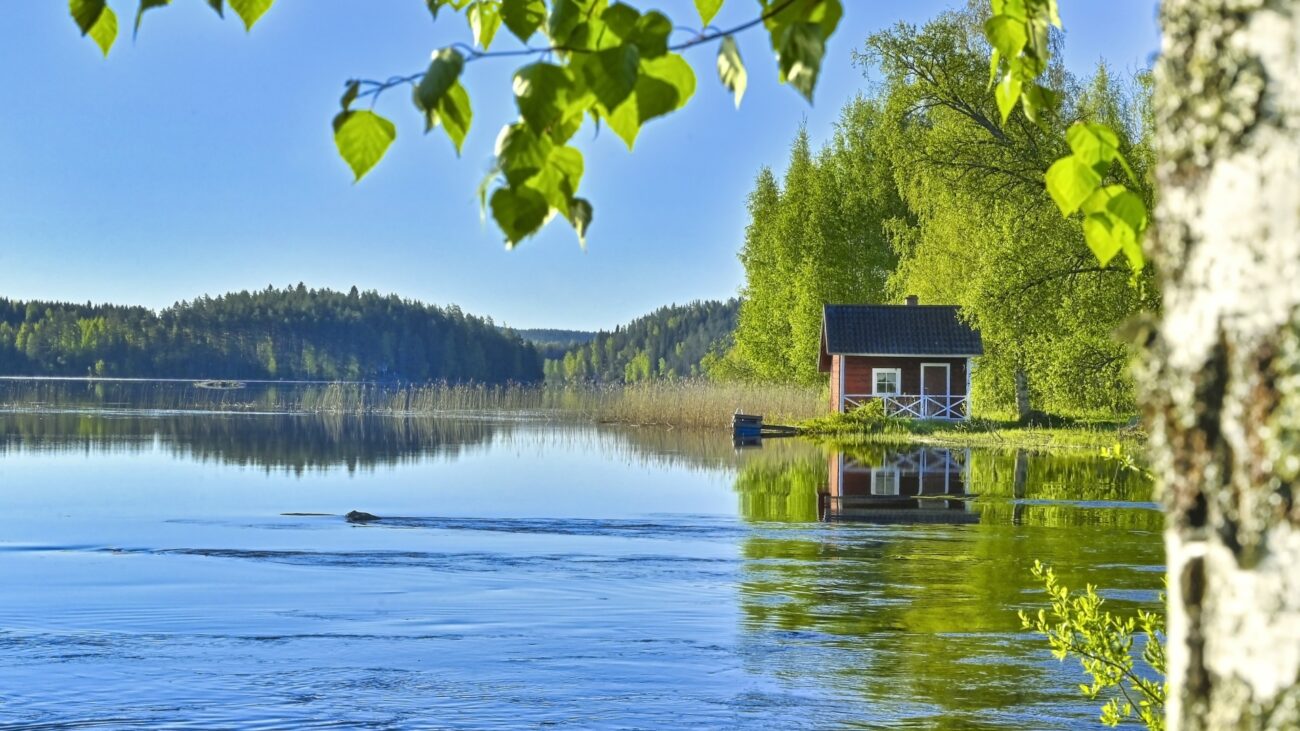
[578,381,824,428]
[0,378,824,430]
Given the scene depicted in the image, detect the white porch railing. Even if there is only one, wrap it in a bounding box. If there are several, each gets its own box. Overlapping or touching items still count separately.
[842,394,969,420]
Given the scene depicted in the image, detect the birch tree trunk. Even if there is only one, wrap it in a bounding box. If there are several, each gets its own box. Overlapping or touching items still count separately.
[1147,1,1300,727]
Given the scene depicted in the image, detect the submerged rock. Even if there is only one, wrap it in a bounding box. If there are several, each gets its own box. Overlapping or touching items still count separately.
[345,510,380,523]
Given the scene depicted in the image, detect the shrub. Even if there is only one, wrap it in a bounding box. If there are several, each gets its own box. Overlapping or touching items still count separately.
[1021,561,1166,730]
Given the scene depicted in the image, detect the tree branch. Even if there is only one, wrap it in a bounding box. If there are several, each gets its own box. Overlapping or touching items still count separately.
[351,0,803,103]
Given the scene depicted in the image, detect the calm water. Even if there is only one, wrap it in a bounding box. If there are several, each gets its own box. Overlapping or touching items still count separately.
[0,409,1162,729]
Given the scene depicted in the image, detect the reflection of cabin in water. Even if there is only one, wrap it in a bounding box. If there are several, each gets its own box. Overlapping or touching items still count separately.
[819,297,983,419]
[820,447,978,524]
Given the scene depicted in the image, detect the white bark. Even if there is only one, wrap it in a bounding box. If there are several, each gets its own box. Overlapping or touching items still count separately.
[1150,1,1300,727]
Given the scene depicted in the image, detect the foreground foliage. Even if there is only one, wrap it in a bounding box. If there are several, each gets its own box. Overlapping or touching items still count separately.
[1022,561,1166,730]
[71,0,844,247]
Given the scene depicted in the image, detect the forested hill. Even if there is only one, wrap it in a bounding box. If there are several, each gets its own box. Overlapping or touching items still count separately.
[512,328,597,360]
[543,300,739,383]
[0,286,542,383]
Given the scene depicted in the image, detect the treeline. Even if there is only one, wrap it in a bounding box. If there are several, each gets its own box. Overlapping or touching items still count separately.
[544,299,739,383]
[0,285,542,383]
[717,4,1157,415]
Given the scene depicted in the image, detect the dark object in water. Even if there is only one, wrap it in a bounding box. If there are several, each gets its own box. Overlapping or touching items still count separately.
[732,412,800,440]
[193,379,247,390]
[345,510,380,523]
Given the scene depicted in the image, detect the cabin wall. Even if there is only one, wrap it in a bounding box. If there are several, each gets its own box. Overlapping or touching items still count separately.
[840,356,968,396]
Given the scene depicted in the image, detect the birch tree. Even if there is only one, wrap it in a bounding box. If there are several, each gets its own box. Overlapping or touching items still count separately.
[1141,1,1300,726]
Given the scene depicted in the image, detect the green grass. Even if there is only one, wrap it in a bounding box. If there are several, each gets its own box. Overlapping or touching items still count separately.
[799,405,1145,451]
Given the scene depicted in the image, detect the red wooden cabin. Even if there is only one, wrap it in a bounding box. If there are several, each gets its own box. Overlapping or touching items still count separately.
[818,297,983,419]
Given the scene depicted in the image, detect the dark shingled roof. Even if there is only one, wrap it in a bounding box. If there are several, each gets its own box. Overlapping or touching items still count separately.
[822,304,983,356]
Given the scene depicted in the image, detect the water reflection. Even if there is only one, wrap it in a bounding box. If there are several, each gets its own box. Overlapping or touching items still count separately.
[822,447,977,524]
[0,411,500,474]
[733,444,1163,728]
[0,409,826,477]
[735,444,1158,528]
[0,410,1166,729]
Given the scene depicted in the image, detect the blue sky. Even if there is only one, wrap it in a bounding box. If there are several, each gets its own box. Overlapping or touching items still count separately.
[0,1,1159,331]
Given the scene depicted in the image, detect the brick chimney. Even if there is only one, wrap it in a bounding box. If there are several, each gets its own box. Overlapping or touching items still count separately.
[905,295,919,306]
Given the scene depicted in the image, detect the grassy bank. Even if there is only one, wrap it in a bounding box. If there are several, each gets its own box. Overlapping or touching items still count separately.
[798,405,1145,451]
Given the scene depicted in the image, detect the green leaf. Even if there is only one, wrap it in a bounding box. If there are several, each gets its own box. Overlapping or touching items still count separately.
[567,197,593,247]
[70,0,118,56]
[547,0,584,46]
[228,0,272,30]
[495,123,555,186]
[468,0,502,49]
[477,165,500,219]
[603,53,695,149]
[1066,122,1120,169]
[1045,156,1101,216]
[208,0,223,15]
[765,0,841,42]
[435,82,473,154]
[1046,0,1063,28]
[415,48,466,130]
[693,0,722,26]
[135,0,170,35]
[490,185,550,246]
[526,145,584,216]
[776,22,824,103]
[1021,83,1057,116]
[332,110,397,182]
[1104,189,1148,233]
[984,15,1027,59]
[717,36,747,109]
[991,0,1026,21]
[602,3,640,40]
[501,0,545,42]
[549,111,585,144]
[89,5,118,55]
[632,11,671,58]
[514,63,585,135]
[995,72,1021,123]
[70,0,105,34]
[1082,213,1121,266]
[579,45,640,110]
[987,48,1000,89]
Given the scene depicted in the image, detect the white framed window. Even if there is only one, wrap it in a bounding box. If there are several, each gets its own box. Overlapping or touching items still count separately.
[872,367,901,396]
[871,470,900,496]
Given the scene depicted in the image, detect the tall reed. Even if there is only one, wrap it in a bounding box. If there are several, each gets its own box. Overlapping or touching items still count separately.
[0,378,825,429]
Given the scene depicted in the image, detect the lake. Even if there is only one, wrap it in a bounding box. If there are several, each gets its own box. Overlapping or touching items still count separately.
[0,408,1162,729]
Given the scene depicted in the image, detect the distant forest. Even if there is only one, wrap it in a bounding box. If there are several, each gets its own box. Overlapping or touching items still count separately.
[512,328,597,361]
[0,286,542,383]
[542,300,739,383]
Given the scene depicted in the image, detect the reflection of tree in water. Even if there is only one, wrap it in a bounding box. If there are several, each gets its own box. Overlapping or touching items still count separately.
[731,444,1164,727]
[0,410,827,476]
[0,412,501,474]
[732,445,1158,529]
